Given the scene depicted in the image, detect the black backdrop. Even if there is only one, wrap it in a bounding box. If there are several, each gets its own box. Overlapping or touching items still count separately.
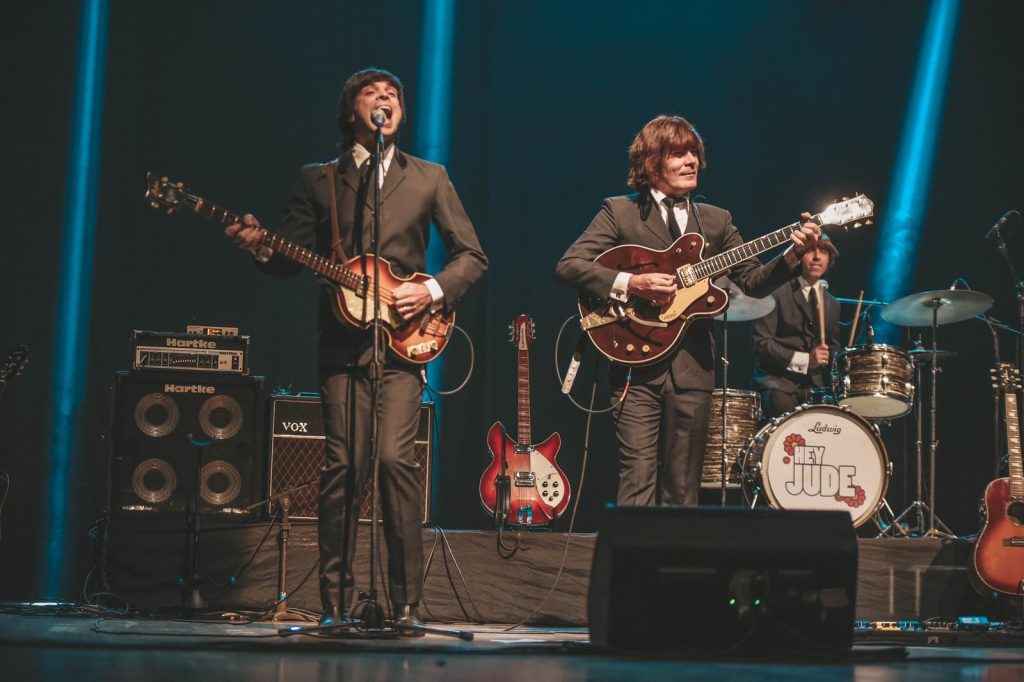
[2,0,1022,599]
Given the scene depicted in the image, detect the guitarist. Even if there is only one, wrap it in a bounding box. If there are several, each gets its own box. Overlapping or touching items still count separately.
[555,114,820,507]
[227,67,487,632]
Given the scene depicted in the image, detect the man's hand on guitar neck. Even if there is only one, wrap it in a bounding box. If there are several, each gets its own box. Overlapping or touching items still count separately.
[790,212,822,256]
[225,214,270,260]
[627,273,678,307]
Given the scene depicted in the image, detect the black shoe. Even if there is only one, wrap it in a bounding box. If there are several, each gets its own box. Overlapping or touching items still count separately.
[392,603,426,637]
[319,606,350,629]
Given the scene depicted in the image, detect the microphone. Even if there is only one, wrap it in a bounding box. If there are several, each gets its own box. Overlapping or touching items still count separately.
[865,311,874,345]
[371,107,388,127]
[560,333,589,394]
[985,210,1016,242]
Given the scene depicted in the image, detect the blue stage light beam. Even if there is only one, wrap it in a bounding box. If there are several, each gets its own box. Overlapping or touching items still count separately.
[43,0,110,597]
[870,0,960,342]
[413,0,455,519]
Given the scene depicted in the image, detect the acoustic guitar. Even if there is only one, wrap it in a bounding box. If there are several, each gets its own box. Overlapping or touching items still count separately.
[972,362,1024,596]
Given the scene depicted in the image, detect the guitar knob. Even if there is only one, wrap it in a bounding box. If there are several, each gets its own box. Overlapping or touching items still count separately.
[553,481,559,488]
[641,345,650,354]
[706,295,715,305]
[626,343,635,353]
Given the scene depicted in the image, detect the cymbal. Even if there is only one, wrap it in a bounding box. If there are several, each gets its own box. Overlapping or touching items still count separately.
[713,277,776,322]
[907,348,959,363]
[881,289,993,327]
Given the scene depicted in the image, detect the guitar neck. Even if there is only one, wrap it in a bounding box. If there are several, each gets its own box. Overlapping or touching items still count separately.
[1006,390,1024,499]
[517,346,531,445]
[688,219,806,282]
[186,193,364,293]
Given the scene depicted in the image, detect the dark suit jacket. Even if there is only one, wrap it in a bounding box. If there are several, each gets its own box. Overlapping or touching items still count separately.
[260,148,487,367]
[752,279,841,393]
[556,191,797,390]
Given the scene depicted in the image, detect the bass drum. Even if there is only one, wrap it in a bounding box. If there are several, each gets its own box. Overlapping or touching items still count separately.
[739,404,891,527]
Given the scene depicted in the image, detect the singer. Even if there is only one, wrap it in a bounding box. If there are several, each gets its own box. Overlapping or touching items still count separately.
[752,235,842,419]
[555,115,821,506]
[225,67,487,631]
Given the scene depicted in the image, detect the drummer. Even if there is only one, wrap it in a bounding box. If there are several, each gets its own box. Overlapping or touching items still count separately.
[752,235,842,419]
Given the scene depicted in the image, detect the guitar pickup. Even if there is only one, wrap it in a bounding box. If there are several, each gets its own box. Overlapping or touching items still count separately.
[514,471,536,487]
[517,506,533,525]
[406,339,439,358]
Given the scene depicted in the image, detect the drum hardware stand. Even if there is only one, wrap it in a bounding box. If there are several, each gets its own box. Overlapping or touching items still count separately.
[243,479,320,622]
[718,309,731,505]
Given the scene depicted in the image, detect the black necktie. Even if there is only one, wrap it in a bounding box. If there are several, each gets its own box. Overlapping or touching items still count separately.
[662,197,682,239]
[808,286,820,333]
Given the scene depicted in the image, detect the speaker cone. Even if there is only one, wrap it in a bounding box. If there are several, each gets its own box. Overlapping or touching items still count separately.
[131,458,177,503]
[200,459,242,506]
[134,393,180,438]
[198,394,243,440]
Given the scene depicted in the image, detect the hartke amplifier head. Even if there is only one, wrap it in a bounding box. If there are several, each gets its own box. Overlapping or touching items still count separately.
[266,393,432,524]
[109,371,265,517]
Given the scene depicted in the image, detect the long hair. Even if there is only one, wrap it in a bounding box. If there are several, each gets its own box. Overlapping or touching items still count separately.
[627,115,706,190]
[337,67,407,150]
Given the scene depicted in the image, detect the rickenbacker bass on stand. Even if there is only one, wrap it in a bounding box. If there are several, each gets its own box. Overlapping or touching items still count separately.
[479,315,570,527]
[578,195,874,365]
[972,363,1024,596]
[145,173,453,364]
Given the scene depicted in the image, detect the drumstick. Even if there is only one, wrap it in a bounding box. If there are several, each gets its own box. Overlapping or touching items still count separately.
[816,285,827,347]
[847,290,864,346]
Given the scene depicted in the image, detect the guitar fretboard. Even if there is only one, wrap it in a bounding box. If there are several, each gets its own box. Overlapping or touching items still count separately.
[186,194,365,294]
[689,220,804,281]
[1006,391,1023,499]
[517,345,531,445]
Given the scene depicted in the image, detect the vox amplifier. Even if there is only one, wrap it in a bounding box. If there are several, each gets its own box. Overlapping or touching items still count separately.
[267,393,432,523]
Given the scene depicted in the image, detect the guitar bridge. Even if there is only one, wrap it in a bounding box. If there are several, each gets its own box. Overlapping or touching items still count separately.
[678,264,697,287]
[406,339,439,358]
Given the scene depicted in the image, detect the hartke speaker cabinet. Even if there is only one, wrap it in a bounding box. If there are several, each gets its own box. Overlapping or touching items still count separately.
[587,506,857,653]
[109,371,264,516]
[267,394,433,524]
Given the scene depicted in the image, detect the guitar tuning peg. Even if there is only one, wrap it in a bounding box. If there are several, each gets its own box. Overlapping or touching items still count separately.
[150,201,159,209]
[166,208,174,215]
[161,176,169,182]
[841,196,850,201]
[865,219,873,226]
[853,222,862,229]
[176,182,184,189]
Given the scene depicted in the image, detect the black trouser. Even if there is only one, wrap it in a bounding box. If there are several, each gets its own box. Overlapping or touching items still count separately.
[612,369,712,507]
[317,365,424,610]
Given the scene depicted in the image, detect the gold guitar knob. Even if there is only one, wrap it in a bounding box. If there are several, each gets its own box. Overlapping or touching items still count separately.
[625,344,635,353]
[706,295,715,305]
[641,345,651,354]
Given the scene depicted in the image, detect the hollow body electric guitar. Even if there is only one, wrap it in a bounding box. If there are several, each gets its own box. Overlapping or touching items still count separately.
[972,363,1024,596]
[578,195,874,365]
[479,315,571,527]
[146,173,453,364]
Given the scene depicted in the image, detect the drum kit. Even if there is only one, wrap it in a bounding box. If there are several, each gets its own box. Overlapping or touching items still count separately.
[706,280,994,535]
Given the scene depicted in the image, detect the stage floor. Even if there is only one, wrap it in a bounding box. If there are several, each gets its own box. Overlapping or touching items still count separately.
[0,611,1022,681]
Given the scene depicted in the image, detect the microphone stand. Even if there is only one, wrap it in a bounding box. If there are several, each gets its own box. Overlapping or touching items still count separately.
[350,118,389,632]
[989,220,1024,375]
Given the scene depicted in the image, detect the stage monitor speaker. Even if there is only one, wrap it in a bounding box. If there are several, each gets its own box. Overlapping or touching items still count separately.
[109,371,264,516]
[267,393,432,524]
[587,506,857,653]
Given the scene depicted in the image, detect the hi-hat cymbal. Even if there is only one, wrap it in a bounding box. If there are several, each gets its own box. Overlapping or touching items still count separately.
[713,277,776,322]
[881,289,993,327]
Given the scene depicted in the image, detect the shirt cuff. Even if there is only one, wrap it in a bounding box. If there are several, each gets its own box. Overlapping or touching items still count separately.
[424,277,445,311]
[788,350,810,375]
[610,272,632,302]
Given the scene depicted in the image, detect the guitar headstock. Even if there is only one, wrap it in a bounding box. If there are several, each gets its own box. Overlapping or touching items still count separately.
[991,362,1021,392]
[816,194,874,231]
[1,345,29,383]
[145,172,193,215]
[509,314,536,350]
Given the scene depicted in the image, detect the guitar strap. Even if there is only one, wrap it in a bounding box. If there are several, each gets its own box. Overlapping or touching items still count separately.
[325,161,348,263]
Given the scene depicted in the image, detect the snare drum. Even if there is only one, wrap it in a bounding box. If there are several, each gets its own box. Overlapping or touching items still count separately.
[739,404,891,527]
[833,344,914,419]
[702,389,761,487]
